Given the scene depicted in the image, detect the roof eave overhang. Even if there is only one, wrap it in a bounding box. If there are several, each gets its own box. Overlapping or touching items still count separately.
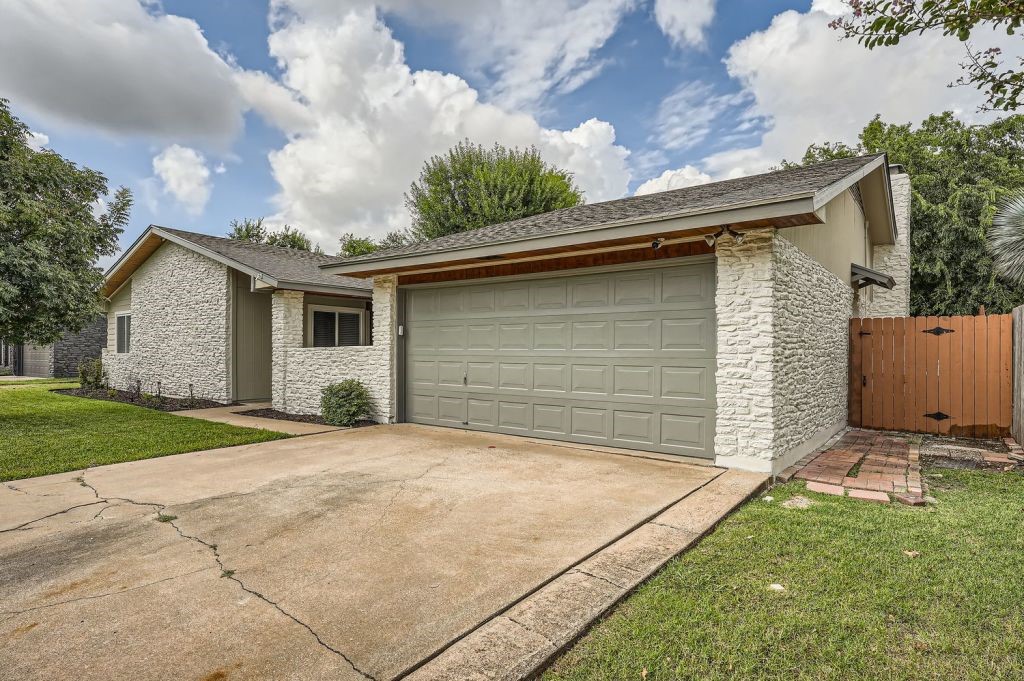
[813,154,897,246]
[851,263,896,289]
[252,279,372,297]
[321,194,821,278]
[101,225,371,298]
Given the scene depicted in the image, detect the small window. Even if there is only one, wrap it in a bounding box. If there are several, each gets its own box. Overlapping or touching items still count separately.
[116,314,131,353]
[308,307,364,347]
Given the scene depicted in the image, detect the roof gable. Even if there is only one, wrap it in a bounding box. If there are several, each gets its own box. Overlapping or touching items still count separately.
[102,227,372,298]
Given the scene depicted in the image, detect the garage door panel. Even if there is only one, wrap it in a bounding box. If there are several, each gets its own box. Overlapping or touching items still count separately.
[468,399,497,426]
[571,365,609,395]
[498,363,531,390]
[534,322,569,350]
[534,363,568,392]
[613,366,655,398]
[660,413,712,456]
[613,272,657,305]
[467,324,498,350]
[499,401,531,430]
[466,362,497,389]
[572,321,611,350]
[405,261,716,458]
[614,319,656,351]
[661,317,714,355]
[533,404,568,434]
[499,324,531,350]
[437,396,467,424]
[613,410,655,445]
[571,407,609,439]
[437,361,465,387]
[661,365,714,406]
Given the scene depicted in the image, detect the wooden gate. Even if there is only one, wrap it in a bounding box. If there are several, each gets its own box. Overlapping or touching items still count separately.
[849,315,1012,437]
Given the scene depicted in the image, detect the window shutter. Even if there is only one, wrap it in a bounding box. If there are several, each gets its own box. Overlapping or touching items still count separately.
[312,310,336,347]
[338,313,361,346]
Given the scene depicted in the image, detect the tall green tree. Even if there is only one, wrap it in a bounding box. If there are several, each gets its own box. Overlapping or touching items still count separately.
[0,99,132,345]
[831,1,1024,111]
[337,230,411,257]
[227,217,268,243]
[405,140,584,242]
[790,112,1024,315]
[226,219,321,253]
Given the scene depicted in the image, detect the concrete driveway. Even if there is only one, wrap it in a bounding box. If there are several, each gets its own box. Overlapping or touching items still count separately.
[1,424,735,680]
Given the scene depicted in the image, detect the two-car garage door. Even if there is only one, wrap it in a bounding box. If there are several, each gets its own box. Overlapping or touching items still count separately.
[404,260,716,458]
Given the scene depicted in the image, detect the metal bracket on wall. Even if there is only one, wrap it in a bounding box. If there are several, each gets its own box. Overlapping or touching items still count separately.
[922,326,955,336]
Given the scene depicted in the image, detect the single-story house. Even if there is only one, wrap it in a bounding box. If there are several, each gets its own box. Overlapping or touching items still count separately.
[99,227,372,403]
[102,154,910,474]
[1,317,107,378]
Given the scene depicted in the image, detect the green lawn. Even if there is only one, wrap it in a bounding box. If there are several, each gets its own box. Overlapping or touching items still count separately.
[546,468,1024,681]
[0,385,291,481]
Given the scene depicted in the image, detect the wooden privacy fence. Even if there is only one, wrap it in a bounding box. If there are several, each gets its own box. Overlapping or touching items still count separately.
[849,315,1012,437]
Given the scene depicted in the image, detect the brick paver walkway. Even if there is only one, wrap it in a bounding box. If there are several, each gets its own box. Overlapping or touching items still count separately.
[783,430,925,505]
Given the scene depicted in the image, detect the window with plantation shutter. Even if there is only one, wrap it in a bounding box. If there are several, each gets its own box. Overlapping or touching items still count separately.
[312,310,337,347]
[338,313,360,345]
[307,307,365,347]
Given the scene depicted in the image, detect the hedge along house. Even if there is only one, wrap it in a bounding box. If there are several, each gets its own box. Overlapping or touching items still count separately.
[99,227,372,403]
[306,154,910,474]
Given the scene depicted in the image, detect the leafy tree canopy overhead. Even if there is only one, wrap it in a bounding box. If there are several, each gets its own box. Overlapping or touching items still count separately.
[405,140,584,242]
[0,99,132,345]
[226,218,322,253]
[789,112,1024,316]
[337,230,411,258]
[831,0,1024,111]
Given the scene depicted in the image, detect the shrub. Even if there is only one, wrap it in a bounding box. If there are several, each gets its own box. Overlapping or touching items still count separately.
[78,358,105,389]
[321,379,374,426]
[0,367,11,376]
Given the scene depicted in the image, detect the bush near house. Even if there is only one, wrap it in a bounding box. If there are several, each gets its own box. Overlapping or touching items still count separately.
[321,379,374,426]
[77,357,105,389]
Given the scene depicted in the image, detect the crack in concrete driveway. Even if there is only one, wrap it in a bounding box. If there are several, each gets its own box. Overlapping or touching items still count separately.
[1,424,724,680]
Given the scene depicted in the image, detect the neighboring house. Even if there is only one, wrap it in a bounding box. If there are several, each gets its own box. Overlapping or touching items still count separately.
[99,228,372,403]
[101,155,909,474]
[0,317,107,378]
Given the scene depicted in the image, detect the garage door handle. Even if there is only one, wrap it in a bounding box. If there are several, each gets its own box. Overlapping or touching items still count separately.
[463,373,468,386]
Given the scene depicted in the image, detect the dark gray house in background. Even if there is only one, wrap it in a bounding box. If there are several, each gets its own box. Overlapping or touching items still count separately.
[0,316,106,378]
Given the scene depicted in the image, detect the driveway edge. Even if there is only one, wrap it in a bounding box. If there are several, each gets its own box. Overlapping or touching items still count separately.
[403,469,768,681]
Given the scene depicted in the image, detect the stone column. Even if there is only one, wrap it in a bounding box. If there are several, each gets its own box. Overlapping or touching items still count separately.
[271,289,304,411]
[864,171,912,316]
[714,228,777,471]
[370,275,397,422]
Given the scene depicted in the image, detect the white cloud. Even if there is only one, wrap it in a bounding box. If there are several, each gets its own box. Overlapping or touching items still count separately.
[152,145,212,216]
[652,81,748,153]
[254,3,632,244]
[634,165,712,195]
[701,4,1022,177]
[0,0,245,143]
[26,131,49,151]
[653,0,715,48]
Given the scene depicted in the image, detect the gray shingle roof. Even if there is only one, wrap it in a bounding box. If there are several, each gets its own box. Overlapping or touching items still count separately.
[156,227,371,292]
[331,154,884,265]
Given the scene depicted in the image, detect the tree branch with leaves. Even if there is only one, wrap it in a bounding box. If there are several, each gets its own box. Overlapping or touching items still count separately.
[831,0,1024,111]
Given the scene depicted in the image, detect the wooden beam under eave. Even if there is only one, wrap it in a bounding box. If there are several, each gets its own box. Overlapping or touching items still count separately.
[334,212,823,279]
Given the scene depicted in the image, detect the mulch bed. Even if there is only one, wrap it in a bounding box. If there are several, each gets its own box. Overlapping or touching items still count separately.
[54,388,230,413]
[235,408,376,428]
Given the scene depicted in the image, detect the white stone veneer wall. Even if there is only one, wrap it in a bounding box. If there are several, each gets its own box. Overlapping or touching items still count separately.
[715,229,853,473]
[273,276,396,422]
[103,242,232,402]
[860,171,912,317]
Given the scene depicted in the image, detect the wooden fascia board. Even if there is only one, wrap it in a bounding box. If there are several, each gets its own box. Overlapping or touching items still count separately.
[321,196,819,278]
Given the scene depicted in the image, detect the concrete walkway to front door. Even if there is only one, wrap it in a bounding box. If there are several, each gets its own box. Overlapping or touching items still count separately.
[1,424,763,681]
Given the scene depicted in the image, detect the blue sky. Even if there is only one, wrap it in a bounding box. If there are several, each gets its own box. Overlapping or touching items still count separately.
[1,0,1002,264]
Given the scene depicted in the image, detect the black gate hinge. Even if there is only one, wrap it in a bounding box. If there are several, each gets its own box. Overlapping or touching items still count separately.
[924,411,950,421]
[922,326,955,336]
